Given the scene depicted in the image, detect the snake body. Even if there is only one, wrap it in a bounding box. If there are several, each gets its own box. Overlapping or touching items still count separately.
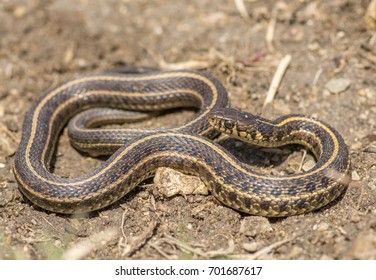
[13,70,351,216]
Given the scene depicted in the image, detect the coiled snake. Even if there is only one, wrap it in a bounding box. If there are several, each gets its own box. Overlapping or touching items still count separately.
[13,70,351,217]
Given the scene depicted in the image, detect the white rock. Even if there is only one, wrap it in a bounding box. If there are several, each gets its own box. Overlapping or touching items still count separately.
[325,78,351,94]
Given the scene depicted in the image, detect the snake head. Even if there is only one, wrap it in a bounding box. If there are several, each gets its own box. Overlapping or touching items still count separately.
[208,108,262,141]
[208,108,238,133]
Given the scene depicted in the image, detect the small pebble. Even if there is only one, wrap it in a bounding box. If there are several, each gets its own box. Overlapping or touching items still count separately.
[325,78,351,94]
[242,242,259,253]
[13,5,27,18]
[302,160,316,171]
[315,221,330,232]
[351,171,361,181]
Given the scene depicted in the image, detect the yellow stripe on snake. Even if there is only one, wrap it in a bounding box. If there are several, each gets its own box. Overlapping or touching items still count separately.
[13,69,351,217]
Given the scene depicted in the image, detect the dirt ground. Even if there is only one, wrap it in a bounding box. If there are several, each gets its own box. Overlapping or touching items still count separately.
[0,0,375,260]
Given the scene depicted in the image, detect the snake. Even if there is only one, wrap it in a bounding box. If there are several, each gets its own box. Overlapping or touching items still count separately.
[13,69,351,217]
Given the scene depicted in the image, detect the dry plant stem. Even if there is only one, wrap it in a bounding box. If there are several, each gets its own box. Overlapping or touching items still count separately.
[157,236,207,258]
[312,68,323,87]
[150,235,235,259]
[118,208,158,257]
[122,221,158,257]
[232,237,293,260]
[41,216,59,233]
[206,239,235,258]
[118,208,129,249]
[359,50,376,65]
[263,54,292,112]
[298,150,307,173]
[356,181,365,212]
[158,59,214,70]
[149,243,176,260]
[234,0,251,22]
[266,6,278,52]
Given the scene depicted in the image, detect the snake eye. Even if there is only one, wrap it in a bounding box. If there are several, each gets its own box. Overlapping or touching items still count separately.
[224,120,235,130]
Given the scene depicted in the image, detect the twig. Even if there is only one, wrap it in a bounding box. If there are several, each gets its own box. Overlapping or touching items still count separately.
[41,216,59,233]
[356,181,365,212]
[262,54,292,112]
[158,59,214,70]
[152,235,235,259]
[232,237,293,260]
[359,50,376,65]
[266,6,278,52]
[118,208,129,250]
[122,220,158,257]
[157,236,207,257]
[298,150,307,173]
[234,0,251,22]
[118,208,158,257]
[206,239,235,258]
[21,237,52,244]
[312,68,323,87]
[149,243,177,260]
[120,208,128,242]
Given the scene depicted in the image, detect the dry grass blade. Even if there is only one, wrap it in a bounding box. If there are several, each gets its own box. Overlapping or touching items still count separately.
[121,220,158,257]
[158,59,214,70]
[262,54,292,112]
[156,235,207,258]
[150,235,235,259]
[232,237,293,259]
[266,6,278,52]
[206,239,235,258]
[234,0,251,22]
